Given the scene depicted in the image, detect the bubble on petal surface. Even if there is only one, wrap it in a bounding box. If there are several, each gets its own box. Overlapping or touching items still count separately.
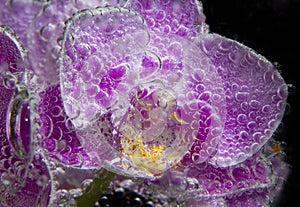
[197,34,288,167]
[59,5,229,177]
[0,26,25,73]
[0,74,51,207]
[0,0,45,47]
[34,84,101,167]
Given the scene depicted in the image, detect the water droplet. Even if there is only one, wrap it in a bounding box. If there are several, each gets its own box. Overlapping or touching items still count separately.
[6,88,31,158]
[263,69,273,83]
[81,179,93,191]
[56,189,70,203]
[276,100,286,111]
[244,51,257,65]
[261,104,271,114]
[192,152,202,164]
[240,101,249,111]
[247,121,257,130]
[133,197,143,206]
[249,100,260,110]
[36,175,49,187]
[231,166,250,181]
[114,187,125,198]
[277,83,288,99]
[254,161,268,178]
[76,43,91,57]
[228,51,242,64]
[39,23,56,41]
[235,92,249,101]
[69,188,83,199]
[239,130,249,139]
[155,9,166,21]
[163,24,171,34]
[199,91,211,101]
[237,114,247,124]
[3,73,17,89]
[218,39,232,52]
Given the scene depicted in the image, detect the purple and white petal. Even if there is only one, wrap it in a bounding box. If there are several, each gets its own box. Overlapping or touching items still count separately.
[0,26,26,73]
[0,0,45,47]
[0,75,51,207]
[196,34,288,167]
[60,6,227,177]
[35,84,96,167]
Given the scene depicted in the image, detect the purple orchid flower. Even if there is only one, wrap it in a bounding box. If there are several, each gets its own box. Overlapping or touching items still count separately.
[0,0,289,206]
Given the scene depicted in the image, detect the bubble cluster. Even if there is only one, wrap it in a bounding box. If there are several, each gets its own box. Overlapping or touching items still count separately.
[0,26,25,73]
[128,0,207,38]
[60,6,228,176]
[36,84,95,167]
[0,74,51,207]
[0,1,289,206]
[198,34,288,167]
[0,0,45,47]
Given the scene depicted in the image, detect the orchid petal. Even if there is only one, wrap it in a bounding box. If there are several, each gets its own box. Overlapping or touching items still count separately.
[196,34,288,167]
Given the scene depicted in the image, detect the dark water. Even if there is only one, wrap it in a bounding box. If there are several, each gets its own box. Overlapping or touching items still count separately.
[202,0,300,206]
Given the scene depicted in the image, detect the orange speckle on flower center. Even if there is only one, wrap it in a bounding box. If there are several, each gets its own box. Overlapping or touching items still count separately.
[121,137,165,164]
[271,142,281,154]
[172,111,188,124]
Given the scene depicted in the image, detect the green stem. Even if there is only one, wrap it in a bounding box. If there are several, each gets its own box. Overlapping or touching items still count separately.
[76,168,115,207]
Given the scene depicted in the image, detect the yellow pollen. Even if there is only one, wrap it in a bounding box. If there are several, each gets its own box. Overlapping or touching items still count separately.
[172,111,188,124]
[121,138,165,164]
[271,143,281,154]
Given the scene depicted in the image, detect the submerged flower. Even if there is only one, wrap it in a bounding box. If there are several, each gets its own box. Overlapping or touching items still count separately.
[0,0,289,206]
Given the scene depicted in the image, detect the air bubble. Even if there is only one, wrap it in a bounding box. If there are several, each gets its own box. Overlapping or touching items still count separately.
[3,73,17,89]
[212,94,222,103]
[276,100,286,111]
[247,121,257,130]
[263,70,273,84]
[156,10,166,21]
[6,89,31,158]
[69,188,83,199]
[232,166,250,182]
[277,84,288,99]
[239,130,249,139]
[261,104,271,114]
[249,100,260,110]
[235,92,249,101]
[237,114,247,124]
[218,39,232,52]
[39,24,55,41]
[199,91,211,101]
[36,175,49,187]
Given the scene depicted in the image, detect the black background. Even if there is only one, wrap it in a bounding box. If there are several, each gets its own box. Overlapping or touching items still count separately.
[201,0,300,206]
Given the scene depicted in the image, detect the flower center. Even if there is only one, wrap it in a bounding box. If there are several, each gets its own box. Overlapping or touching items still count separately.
[116,84,191,175]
